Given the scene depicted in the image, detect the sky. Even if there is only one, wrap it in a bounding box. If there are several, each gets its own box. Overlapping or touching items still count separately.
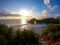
[0,0,60,19]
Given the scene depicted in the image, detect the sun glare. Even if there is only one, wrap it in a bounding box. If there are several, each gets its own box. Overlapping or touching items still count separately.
[18,9,30,24]
[19,9,30,16]
[18,9,32,24]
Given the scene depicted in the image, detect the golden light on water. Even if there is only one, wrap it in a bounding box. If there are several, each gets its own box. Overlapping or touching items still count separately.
[21,16,26,24]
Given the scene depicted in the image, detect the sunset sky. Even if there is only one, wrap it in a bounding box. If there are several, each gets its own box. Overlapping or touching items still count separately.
[0,0,60,19]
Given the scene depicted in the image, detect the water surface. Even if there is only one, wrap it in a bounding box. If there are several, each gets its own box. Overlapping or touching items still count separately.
[0,19,46,33]
[13,24,46,33]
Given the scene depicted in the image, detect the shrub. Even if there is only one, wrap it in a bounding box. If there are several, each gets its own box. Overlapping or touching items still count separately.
[40,24,60,42]
[40,24,60,37]
[0,23,39,45]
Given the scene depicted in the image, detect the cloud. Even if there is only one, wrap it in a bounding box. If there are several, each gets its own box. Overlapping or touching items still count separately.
[0,9,15,15]
[32,9,50,19]
[0,9,21,19]
[50,5,58,11]
[0,16,21,19]
[43,0,59,19]
[36,9,52,19]
[41,10,49,16]
[0,9,20,16]
[54,14,60,18]
[44,0,50,5]
[44,0,58,11]
[40,9,50,19]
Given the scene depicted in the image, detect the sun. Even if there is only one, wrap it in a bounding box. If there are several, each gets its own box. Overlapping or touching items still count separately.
[18,9,32,24]
[19,9,30,16]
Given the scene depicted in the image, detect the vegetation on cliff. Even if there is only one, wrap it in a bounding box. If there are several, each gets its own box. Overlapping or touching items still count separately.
[40,24,60,45]
[28,18,60,24]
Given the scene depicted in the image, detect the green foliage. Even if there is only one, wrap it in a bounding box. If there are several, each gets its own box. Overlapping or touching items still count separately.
[40,24,60,37]
[0,23,39,45]
[14,29,39,45]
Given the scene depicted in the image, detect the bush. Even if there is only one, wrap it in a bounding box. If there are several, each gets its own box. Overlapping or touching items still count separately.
[40,24,60,40]
[14,29,39,45]
[0,23,39,45]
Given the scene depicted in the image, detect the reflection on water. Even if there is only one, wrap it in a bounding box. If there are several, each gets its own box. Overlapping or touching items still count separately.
[21,19,26,24]
[20,25,28,30]
[13,24,46,33]
[21,16,27,25]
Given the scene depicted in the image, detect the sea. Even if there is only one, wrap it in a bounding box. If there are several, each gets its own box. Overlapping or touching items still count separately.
[0,19,46,33]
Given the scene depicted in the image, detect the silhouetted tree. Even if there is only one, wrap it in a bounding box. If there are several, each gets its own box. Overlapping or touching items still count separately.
[28,18,60,24]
